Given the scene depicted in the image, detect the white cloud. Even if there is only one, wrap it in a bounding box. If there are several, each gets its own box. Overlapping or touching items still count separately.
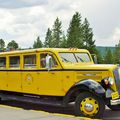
[0,9,15,30]
[0,0,47,8]
[112,27,120,41]
[0,6,47,48]
[95,27,120,47]
[0,0,120,48]
[95,38,118,47]
[29,6,45,16]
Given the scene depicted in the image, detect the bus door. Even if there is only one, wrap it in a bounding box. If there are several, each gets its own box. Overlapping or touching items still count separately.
[22,54,38,94]
[6,56,22,92]
[36,52,64,96]
[0,57,8,90]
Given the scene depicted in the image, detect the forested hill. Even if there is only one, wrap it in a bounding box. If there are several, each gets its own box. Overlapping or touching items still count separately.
[96,46,115,55]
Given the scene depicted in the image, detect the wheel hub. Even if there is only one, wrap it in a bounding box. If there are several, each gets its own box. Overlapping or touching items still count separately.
[80,97,99,116]
[84,103,94,112]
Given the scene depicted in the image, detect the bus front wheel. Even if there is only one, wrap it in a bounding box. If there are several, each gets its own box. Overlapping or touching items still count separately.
[74,92,105,118]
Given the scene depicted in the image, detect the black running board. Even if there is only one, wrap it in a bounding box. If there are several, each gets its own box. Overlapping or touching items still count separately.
[0,93,63,107]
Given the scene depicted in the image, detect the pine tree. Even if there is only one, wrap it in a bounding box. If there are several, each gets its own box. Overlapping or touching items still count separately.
[52,17,62,48]
[67,12,83,48]
[114,41,120,64]
[82,18,96,54]
[104,48,114,64]
[95,50,104,64]
[60,33,67,48]
[33,36,43,48]
[44,28,52,48]
[0,39,5,51]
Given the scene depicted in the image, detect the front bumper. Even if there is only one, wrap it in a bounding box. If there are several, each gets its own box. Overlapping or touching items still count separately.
[110,99,120,105]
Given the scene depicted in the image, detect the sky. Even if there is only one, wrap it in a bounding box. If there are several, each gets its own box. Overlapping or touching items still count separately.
[0,0,120,48]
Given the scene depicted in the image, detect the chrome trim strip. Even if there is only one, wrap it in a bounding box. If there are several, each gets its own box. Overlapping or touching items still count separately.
[110,99,120,105]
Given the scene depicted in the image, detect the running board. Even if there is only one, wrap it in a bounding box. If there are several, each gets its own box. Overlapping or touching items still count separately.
[0,93,63,107]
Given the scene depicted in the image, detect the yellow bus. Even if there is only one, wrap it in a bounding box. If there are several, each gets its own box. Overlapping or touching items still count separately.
[0,48,120,118]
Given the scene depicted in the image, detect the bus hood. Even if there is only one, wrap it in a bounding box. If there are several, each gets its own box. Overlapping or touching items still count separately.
[63,63,117,71]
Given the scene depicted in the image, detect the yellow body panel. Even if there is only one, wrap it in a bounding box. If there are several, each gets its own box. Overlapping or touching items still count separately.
[0,48,118,97]
[6,71,22,92]
[37,71,63,95]
[0,71,8,90]
[22,71,38,94]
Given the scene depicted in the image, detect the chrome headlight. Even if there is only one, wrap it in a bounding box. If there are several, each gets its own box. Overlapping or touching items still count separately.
[108,77,114,85]
[102,77,114,87]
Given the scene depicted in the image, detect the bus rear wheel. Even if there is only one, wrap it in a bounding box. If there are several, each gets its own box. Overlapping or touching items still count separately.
[74,92,105,118]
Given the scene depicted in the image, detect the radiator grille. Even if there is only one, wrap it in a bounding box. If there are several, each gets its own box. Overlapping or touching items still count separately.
[114,68,120,94]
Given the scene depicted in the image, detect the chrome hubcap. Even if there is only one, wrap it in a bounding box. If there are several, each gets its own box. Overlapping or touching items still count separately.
[84,103,94,112]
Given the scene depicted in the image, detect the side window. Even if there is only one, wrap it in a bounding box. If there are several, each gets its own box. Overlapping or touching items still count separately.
[40,53,58,68]
[10,56,20,68]
[40,54,46,68]
[0,57,6,68]
[24,55,36,68]
[51,55,58,67]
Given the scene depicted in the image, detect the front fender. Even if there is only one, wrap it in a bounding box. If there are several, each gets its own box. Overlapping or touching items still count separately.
[63,79,105,106]
[76,79,106,95]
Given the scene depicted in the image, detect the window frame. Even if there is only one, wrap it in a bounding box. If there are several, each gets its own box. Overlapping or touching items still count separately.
[8,55,20,69]
[0,56,6,69]
[23,54,37,69]
[74,52,92,62]
[39,52,59,69]
[59,52,92,63]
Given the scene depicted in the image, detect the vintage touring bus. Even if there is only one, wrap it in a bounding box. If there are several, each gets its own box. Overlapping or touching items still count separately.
[0,48,120,118]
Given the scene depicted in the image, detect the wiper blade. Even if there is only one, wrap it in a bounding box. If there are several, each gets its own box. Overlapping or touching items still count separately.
[77,56,84,62]
[61,57,71,63]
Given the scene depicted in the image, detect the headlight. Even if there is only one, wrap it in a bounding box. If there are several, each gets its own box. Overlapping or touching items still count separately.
[102,77,114,87]
[108,77,114,85]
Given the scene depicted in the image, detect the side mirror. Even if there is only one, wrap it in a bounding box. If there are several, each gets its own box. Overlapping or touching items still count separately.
[46,55,52,70]
[91,54,97,64]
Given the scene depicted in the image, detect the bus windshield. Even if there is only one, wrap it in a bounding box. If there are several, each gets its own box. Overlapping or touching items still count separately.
[59,52,91,63]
